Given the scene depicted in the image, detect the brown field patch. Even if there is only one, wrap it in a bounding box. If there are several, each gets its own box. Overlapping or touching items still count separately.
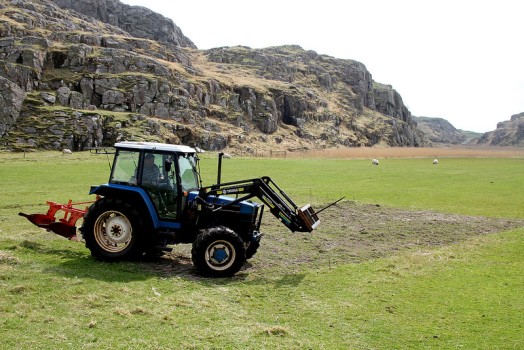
[151,201,524,278]
[294,146,524,159]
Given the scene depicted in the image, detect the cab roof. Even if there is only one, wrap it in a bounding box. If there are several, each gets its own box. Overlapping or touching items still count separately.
[114,141,196,154]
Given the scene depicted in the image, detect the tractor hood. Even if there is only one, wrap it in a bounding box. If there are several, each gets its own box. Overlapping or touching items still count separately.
[188,191,259,214]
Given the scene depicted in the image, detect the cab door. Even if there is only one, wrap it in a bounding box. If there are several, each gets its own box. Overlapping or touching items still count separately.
[140,152,179,220]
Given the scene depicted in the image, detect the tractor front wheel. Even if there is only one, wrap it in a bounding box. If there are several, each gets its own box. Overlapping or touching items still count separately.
[191,226,246,277]
[82,198,145,261]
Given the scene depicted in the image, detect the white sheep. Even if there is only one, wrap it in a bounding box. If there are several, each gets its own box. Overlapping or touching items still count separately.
[372,158,379,166]
[433,159,439,165]
[62,148,72,154]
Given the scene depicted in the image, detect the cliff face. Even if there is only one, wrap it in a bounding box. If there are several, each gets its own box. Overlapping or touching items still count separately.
[50,0,196,49]
[477,113,524,146]
[0,76,25,138]
[373,83,423,146]
[0,0,427,152]
[413,116,467,145]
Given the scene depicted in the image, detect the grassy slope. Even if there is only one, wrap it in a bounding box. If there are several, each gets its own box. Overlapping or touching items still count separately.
[1,151,523,349]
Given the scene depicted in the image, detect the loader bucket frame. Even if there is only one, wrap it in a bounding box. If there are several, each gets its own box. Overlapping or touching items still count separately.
[297,204,320,232]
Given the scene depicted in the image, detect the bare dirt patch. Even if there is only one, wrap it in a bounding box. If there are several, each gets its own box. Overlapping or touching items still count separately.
[154,201,524,278]
[316,201,522,258]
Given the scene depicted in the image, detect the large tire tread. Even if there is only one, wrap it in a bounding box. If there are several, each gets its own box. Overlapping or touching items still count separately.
[82,198,147,261]
[191,226,245,277]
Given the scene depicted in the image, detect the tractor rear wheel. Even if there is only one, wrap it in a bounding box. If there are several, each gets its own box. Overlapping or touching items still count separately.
[191,226,246,277]
[82,198,146,261]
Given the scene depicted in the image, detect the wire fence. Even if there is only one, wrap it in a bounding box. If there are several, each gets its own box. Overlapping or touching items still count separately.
[234,149,288,158]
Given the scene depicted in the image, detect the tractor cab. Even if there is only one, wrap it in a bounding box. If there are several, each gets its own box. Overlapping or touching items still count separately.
[109,142,200,220]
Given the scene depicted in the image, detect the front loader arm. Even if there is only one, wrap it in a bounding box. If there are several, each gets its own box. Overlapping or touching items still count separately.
[199,176,320,232]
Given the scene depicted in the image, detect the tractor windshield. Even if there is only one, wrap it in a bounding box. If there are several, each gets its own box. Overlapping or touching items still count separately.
[179,155,198,191]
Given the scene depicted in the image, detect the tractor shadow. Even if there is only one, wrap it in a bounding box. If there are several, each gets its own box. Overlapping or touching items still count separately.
[55,254,281,285]
[56,251,299,287]
[16,239,194,282]
[20,240,307,287]
[23,240,260,284]
[144,256,307,288]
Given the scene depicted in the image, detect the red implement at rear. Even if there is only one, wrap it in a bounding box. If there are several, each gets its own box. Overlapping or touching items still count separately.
[19,199,96,239]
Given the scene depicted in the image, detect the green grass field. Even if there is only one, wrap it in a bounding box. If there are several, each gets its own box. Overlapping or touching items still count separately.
[1,151,523,349]
[213,156,524,218]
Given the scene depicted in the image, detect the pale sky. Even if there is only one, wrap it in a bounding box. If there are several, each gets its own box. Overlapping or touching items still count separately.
[121,0,523,133]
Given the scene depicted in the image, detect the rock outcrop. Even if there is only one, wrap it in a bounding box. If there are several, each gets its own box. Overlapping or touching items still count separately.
[413,116,467,145]
[50,0,196,49]
[477,113,524,146]
[0,76,26,138]
[372,83,425,145]
[0,0,428,152]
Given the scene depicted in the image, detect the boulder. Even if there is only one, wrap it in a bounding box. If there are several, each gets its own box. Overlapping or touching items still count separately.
[56,86,71,106]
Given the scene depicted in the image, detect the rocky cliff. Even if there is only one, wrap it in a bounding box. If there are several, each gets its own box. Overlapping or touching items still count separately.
[0,0,427,152]
[413,116,468,145]
[477,113,524,146]
[51,0,196,49]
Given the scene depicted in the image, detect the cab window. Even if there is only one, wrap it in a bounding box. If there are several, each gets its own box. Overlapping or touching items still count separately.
[110,150,139,185]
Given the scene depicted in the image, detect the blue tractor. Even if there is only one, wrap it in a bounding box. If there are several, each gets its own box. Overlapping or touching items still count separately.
[21,141,324,277]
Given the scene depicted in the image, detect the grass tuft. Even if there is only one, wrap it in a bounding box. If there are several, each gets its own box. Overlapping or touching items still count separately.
[0,251,20,265]
[8,285,29,294]
[261,326,290,337]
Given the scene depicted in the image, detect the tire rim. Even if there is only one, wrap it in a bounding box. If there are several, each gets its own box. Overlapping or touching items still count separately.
[205,240,236,271]
[93,211,132,253]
